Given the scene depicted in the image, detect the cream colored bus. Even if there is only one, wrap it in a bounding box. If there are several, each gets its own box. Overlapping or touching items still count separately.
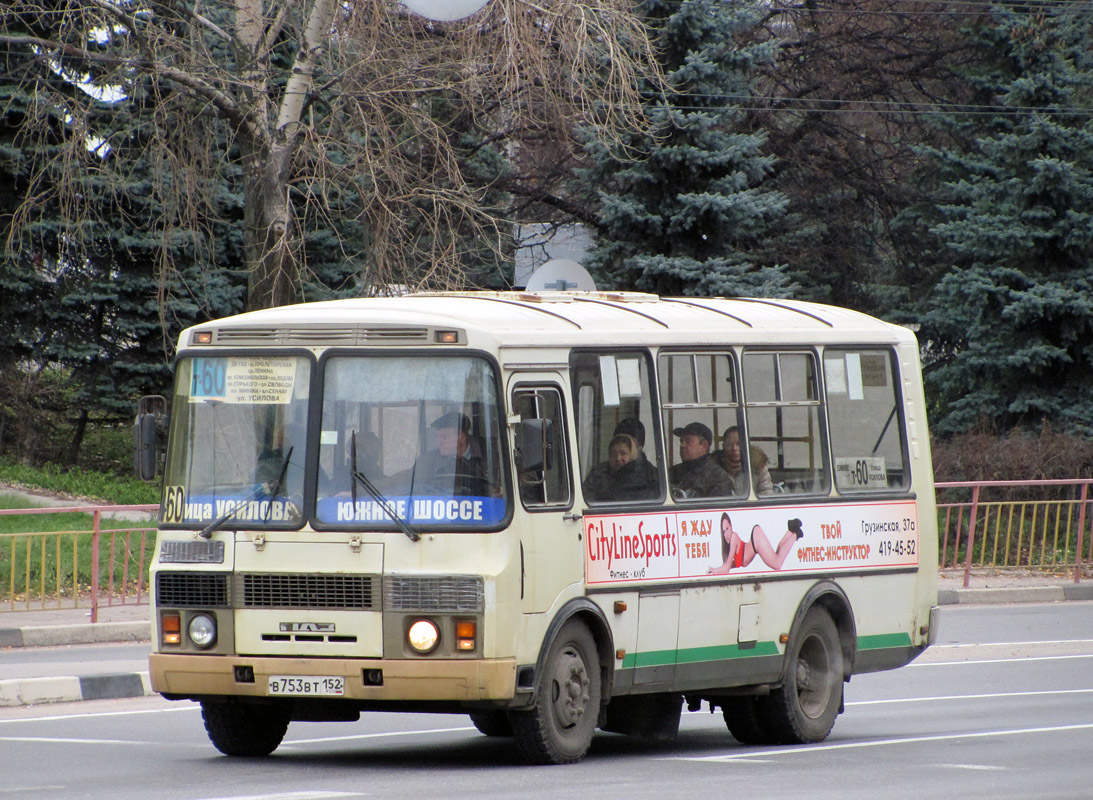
[137,291,939,764]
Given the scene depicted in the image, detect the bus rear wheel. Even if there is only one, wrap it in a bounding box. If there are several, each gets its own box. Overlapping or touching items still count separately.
[759,606,843,744]
[201,699,290,757]
[721,696,774,745]
[509,620,601,765]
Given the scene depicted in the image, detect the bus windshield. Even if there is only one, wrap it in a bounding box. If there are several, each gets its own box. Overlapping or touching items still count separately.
[315,354,507,529]
[161,355,310,528]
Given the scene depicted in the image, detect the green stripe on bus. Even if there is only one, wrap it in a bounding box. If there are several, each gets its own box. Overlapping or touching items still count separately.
[619,632,912,669]
[621,641,780,669]
[857,632,913,650]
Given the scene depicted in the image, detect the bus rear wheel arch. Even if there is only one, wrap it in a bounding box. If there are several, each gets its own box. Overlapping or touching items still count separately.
[759,605,844,744]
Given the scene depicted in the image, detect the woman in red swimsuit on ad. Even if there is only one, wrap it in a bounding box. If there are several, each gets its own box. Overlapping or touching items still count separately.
[708,511,804,574]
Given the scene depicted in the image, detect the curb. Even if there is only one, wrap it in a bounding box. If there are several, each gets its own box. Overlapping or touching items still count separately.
[0,621,151,648]
[0,672,152,707]
[938,584,1093,605]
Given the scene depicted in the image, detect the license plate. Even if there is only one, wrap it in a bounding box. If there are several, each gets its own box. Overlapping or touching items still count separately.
[268,675,345,696]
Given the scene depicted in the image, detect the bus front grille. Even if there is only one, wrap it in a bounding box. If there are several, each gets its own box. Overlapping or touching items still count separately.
[383,575,484,612]
[156,572,231,608]
[240,573,377,610]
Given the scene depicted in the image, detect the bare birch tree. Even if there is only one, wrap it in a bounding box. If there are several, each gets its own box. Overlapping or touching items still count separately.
[0,0,659,309]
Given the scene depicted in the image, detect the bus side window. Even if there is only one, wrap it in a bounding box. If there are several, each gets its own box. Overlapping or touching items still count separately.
[570,351,661,504]
[823,349,910,492]
[658,351,745,500]
[512,387,571,508]
[743,351,829,495]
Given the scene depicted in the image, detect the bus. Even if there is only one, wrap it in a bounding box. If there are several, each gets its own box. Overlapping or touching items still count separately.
[136,291,939,765]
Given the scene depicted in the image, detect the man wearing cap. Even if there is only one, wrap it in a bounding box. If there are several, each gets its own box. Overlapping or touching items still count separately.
[669,421,734,499]
[415,411,492,496]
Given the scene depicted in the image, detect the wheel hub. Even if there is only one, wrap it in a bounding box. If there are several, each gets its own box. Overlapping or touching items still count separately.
[550,649,590,728]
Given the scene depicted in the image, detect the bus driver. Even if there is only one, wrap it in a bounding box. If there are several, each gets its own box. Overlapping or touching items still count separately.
[415,411,493,497]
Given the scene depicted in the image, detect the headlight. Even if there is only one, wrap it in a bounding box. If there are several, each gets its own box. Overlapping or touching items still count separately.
[188,613,217,648]
[407,619,440,653]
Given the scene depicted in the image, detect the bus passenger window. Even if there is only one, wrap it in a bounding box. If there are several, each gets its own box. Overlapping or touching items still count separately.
[658,352,744,500]
[512,387,571,508]
[824,349,910,492]
[570,351,661,504]
[743,352,828,495]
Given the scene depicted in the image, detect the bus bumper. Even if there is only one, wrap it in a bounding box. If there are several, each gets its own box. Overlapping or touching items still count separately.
[149,653,517,702]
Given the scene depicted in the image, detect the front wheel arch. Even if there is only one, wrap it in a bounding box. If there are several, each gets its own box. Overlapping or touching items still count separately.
[528,598,615,706]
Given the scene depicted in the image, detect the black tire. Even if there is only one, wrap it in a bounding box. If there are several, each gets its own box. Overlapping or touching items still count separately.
[201,700,290,757]
[759,607,843,744]
[509,620,601,765]
[469,710,514,737]
[721,696,774,745]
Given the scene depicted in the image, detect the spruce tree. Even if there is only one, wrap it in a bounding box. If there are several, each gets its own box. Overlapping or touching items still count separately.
[0,67,246,463]
[579,0,791,297]
[901,5,1093,434]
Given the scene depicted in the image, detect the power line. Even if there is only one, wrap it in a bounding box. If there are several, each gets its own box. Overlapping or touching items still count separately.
[0,71,1089,118]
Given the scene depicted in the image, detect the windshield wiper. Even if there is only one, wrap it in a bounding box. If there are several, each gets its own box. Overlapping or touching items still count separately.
[198,447,294,539]
[349,431,419,543]
[263,446,294,523]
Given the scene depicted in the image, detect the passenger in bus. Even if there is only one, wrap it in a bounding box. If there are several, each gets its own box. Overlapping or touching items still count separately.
[610,418,659,495]
[583,433,655,502]
[716,426,773,496]
[708,512,804,574]
[414,411,493,497]
[669,422,734,498]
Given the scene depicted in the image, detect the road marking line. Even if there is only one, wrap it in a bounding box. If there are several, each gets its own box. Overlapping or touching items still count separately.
[913,653,1093,667]
[283,726,475,745]
[0,705,194,725]
[847,688,1093,706]
[931,639,1093,648]
[0,787,67,794]
[188,794,361,800]
[668,722,1093,762]
[186,793,362,800]
[0,736,159,745]
[935,763,1006,771]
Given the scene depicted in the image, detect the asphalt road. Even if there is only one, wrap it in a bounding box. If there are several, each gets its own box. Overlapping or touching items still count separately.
[1,602,1091,800]
[0,642,149,681]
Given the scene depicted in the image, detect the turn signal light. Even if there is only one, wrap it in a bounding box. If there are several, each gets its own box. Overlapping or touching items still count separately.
[162,611,182,645]
[193,331,213,344]
[456,620,476,651]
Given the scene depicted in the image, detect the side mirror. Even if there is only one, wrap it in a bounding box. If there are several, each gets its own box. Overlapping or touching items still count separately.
[517,419,553,473]
[134,395,168,482]
[134,414,159,481]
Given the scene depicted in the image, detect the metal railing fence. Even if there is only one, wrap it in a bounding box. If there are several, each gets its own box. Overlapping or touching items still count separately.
[3,482,1091,615]
[0,504,158,622]
[935,479,1093,588]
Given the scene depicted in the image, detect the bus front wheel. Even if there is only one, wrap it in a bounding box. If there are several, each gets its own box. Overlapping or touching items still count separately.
[469,711,514,737]
[201,699,290,757]
[509,620,601,765]
[759,606,843,744]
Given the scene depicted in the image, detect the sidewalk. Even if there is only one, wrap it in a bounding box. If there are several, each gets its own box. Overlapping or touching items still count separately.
[937,568,1093,605]
[0,603,152,707]
[2,571,1091,709]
